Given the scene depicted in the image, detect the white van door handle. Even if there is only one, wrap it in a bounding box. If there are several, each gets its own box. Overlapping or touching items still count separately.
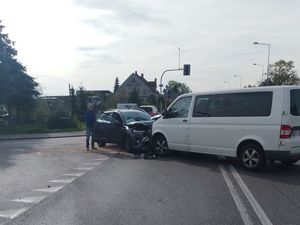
[182,119,188,122]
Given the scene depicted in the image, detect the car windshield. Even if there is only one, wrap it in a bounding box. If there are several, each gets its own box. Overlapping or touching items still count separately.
[121,111,151,123]
[140,107,152,113]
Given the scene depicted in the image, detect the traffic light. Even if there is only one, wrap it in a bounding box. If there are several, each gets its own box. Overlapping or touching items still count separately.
[183,64,190,76]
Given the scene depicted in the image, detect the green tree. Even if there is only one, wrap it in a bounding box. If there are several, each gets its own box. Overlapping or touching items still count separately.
[260,60,299,86]
[0,20,39,122]
[163,80,191,100]
[113,77,120,94]
[76,85,88,116]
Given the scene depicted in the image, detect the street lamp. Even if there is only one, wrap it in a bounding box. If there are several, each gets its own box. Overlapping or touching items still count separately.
[233,75,242,88]
[253,63,265,83]
[253,42,271,79]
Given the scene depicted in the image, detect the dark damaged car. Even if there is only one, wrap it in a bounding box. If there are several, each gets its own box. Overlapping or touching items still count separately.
[94,109,154,152]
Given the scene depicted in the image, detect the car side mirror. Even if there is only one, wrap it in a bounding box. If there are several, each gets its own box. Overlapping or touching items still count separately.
[162,109,169,119]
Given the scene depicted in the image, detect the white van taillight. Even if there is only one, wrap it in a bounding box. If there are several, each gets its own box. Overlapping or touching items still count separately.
[280,125,292,139]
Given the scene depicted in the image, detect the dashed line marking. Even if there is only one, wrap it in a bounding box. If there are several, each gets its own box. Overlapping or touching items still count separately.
[34,186,64,193]
[11,196,46,204]
[0,208,28,219]
[74,167,95,171]
[94,157,108,161]
[62,172,85,177]
[82,162,101,166]
[50,178,75,184]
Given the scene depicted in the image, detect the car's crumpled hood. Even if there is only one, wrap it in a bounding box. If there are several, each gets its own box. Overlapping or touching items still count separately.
[126,120,154,130]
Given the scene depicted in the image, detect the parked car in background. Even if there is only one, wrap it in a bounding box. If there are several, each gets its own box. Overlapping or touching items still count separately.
[117,103,138,109]
[94,109,154,152]
[152,86,300,171]
[139,105,159,117]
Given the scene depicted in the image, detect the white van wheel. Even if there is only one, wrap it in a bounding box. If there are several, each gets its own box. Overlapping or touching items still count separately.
[153,135,169,156]
[239,143,265,171]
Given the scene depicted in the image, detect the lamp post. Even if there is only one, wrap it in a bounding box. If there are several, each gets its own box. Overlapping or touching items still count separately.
[233,75,242,88]
[253,63,265,83]
[253,42,270,79]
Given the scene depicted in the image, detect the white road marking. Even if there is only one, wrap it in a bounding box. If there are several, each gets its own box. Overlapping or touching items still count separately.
[62,172,85,177]
[34,186,64,193]
[11,196,46,204]
[82,162,101,166]
[50,178,75,184]
[94,157,108,161]
[219,165,254,225]
[0,208,28,219]
[74,167,95,171]
[229,165,273,225]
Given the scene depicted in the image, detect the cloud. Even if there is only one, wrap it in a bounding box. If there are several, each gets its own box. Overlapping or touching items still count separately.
[73,0,168,26]
[76,46,107,52]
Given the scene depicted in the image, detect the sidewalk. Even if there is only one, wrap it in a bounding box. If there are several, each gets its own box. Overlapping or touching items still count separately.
[0,131,85,141]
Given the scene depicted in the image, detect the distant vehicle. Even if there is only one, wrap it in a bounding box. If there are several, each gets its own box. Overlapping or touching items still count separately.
[94,109,153,152]
[117,103,138,110]
[152,86,300,171]
[139,105,159,117]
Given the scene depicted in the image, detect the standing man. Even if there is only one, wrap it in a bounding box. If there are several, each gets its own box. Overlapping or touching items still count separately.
[85,103,97,151]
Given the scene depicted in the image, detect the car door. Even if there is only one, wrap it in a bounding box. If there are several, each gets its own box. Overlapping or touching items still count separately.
[161,96,192,151]
[95,112,115,143]
[111,112,126,144]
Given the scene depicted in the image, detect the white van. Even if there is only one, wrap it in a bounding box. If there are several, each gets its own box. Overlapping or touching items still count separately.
[152,86,300,171]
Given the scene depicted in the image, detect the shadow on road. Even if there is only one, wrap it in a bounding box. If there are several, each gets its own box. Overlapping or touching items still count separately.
[156,151,300,186]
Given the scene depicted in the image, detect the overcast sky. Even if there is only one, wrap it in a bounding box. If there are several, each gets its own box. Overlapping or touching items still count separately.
[1,0,300,95]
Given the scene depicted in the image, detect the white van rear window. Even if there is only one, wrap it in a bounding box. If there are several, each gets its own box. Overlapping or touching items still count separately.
[291,90,300,116]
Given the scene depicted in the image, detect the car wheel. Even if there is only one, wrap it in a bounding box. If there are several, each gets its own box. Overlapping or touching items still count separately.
[281,159,298,165]
[153,135,169,156]
[239,143,265,171]
[97,142,106,147]
[124,136,134,153]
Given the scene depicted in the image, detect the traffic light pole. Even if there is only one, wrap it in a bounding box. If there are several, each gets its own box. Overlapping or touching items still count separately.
[159,68,183,112]
[159,69,183,94]
[158,64,190,112]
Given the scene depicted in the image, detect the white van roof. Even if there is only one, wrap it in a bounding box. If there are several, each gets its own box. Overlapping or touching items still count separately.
[180,85,300,97]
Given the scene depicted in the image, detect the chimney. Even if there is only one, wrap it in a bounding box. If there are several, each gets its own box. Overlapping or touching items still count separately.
[154,78,157,84]
[134,71,138,75]
[141,73,144,78]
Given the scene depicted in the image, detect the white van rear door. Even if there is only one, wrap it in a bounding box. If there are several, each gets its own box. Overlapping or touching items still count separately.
[281,88,300,152]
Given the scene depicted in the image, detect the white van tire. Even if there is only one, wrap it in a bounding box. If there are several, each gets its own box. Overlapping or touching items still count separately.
[153,135,169,156]
[239,143,265,171]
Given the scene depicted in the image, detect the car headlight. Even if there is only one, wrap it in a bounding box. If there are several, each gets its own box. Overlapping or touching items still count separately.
[132,129,145,135]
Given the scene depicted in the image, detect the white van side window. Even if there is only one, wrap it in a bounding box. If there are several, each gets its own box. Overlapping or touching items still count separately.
[168,96,192,118]
[192,92,273,117]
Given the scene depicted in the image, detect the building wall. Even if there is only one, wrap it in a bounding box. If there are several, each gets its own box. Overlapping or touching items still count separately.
[119,74,156,100]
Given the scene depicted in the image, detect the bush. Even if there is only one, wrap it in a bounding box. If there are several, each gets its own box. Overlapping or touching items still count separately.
[47,114,81,129]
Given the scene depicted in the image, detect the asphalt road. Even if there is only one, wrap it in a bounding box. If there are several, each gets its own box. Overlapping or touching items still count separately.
[0,137,300,225]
